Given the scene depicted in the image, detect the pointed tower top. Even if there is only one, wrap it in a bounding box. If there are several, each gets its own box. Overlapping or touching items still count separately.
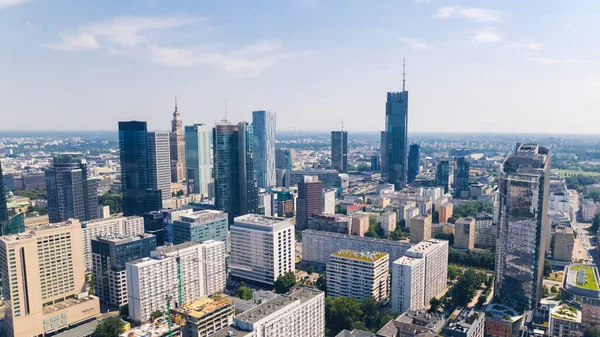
[224,99,228,121]
[341,119,344,132]
[174,95,178,112]
[402,57,406,92]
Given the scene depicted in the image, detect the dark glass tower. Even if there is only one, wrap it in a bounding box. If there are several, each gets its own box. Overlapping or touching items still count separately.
[407,144,420,183]
[296,176,323,230]
[252,110,277,188]
[0,162,7,224]
[435,160,450,194]
[385,66,409,190]
[331,131,348,173]
[454,156,470,198]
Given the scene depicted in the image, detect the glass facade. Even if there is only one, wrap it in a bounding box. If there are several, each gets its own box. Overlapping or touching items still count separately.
[0,162,7,224]
[252,110,276,188]
[454,156,470,197]
[2,213,24,235]
[407,144,420,183]
[435,160,450,194]
[119,121,150,216]
[185,124,212,196]
[331,131,348,173]
[385,91,409,189]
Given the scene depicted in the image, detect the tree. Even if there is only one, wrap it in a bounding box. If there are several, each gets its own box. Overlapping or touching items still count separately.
[99,193,122,214]
[448,265,461,280]
[584,328,600,337]
[544,259,553,277]
[550,285,558,293]
[236,282,253,300]
[176,189,184,196]
[151,310,163,319]
[593,213,600,233]
[476,294,486,308]
[274,271,297,294]
[325,297,363,336]
[543,286,550,297]
[94,317,126,337]
[434,232,454,246]
[448,217,456,224]
[119,304,129,316]
[316,273,327,292]
[448,248,494,270]
[361,296,379,330]
[588,191,600,202]
[285,211,295,218]
[429,297,441,312]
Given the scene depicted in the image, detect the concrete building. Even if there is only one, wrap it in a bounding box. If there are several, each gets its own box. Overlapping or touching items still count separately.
[176,295,235,337]
[381,211,397,236]
[302,230,411,266]
[230,215,295,286]
[211,287,325,337]
[147,132,172,202]
[581,199,599,222]
[275,148,295,170]
[553,225,574,262]
[376,310,446,337]
[332,131,348,173]
[296,176,323,230]
[549,304,581,337]
[326,250,389,302]
[352,213,370,237]
[439,202,454,223]
[126,240,226,322]
[0,220,101,337]
[253,110,277,188]
[172,210,228,246]
[92,233,156,307]
[443,307,485,337]
[560,264,600,331]
[410,214,432,243]
[169,98,186,183]
[322,188,336,215]
[185,124,211,197]
[454,217,475,250]
[474,215,496,248]
[483,303,523,337]
[405,206,420,226]
[391,239,448,313]
[308,213,351,234]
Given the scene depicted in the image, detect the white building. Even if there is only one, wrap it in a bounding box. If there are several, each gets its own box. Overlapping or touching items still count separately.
[381,211,397,236]
[230,215,295,286]
[391,239,448,313]
[322,188,336,215]
[81,215,145,271]
[147,132,172,202]
[405,207,420,226]
[581,199,599,222]
[474,215,496,248]
[423,187,443,203]
[259,192,274,217]
[126,240,226,322]
[326,250,389,302]
[212,287,325,337]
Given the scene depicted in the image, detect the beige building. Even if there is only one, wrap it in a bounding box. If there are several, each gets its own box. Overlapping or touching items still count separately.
[438,202,453,223]
[553,225,574,262]
[0,220,100,337]
[351,213,370,237]
[454,217,476,250]
[409,214,432,243]
[176,295,235,337]
[23,214,50,227]
[381,211,397,237]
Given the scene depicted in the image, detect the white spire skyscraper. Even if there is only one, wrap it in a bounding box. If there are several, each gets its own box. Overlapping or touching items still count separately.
[170,96,186,183]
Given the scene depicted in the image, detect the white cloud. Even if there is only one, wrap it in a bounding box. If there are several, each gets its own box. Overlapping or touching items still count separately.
[399,37,434,50]
[585,78,600,90]
[0,0,31,9]
[472,29,502,43]
[510,42,544,51]
[434,6,500,22]
[44,33,101,51]
[528,56,583,66]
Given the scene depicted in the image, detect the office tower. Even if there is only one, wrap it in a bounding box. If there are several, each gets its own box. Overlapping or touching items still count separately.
[296,176,323,230]
[454,156,470,198]
[213,287,325,337]
[81,216,145,271]
[177,295,235,337]
[410,214,432,243]
[380,131,387,175]
[327,250,389,302]
[302,230,411,266]
[308,213,351,234]
[230,215,295,286]
[439,202,454,223]
[436,160,451,194]
[322,188,336,215]
[252,110,277,188]
[371,155,381,171]
[385,62,409,189]
[407,144,420,183]
[351,213,369,237]
[381,211,397,236]
[331,130,348,173]
[213,121,258,221]
[147,132,172,202]
[553,225,574,262]
[0,162,7,224]
[172,210,228,245]
[0,220,100,337]
[289,169,342,189]
[185,124,212,196]
[454,217,475,250]
[275,148,295,170]
[170,98,186,183]
[45,152,98,223]
[92,233,157,307]
[127,240,227,322]
[496,143,551,311]
[391,239,448,313]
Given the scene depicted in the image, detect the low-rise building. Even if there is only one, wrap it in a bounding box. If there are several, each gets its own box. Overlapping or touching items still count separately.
[377,310,446,337]
[549,304,581,337]
[308,213,351,234]
[327,250,389,302]
[560,264,600,330]
[484,303,524,337]
[443,307,485,337]
[176,295,235,337]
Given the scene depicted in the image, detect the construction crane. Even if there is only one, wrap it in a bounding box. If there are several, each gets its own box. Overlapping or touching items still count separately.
[176,250,183,308]
[165,289,175,337]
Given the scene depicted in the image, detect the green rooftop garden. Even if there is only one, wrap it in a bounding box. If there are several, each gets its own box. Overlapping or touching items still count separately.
[571,265,599,290]
[552,305,579,321]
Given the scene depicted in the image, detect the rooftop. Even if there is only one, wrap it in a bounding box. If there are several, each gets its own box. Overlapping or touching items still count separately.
[332,250,388,262]
[177,296,233,320]
[303,230,412,247]
[179,210,227,224]
[94,233,154,244]
[232,214,293,231]
[236,287,322,324]
[42,294,98,314]
[551,304,581,322]
[485,303,522,321]
[567,264,599,291]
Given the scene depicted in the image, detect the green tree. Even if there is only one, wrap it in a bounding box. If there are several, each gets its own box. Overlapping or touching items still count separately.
[476,294,486,308]
[94,317,126,337]
[316,273,327,292]
[236,282,254,300]
[274,271,297,294]
[544,259,553,277]
[588,191,600,202]
[119,304,128,316]
[176,189,184,196]
[325,297,363,336]
[285,211,295,218]
[13,188,47,200]
[151,310,163,319]
[429,297,441,312]
[550,285,558,293]
[361,296,379,330]
[98,193,122,214]
[434,232,454,246]
[543,286,550,297]
[584,328,600,337]
[448,265,461,280]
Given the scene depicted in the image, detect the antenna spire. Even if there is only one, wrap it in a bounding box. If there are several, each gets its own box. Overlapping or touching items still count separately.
[402,57,406,92]
[174,95,178,112]
[341,119,344,132]
[224,99,228,121]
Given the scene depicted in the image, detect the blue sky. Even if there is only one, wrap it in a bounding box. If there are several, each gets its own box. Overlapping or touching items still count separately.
[0,0,598,133]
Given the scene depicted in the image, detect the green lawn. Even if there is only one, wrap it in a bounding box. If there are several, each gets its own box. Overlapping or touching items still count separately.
[571,265,599,290]
[553,169,600,177]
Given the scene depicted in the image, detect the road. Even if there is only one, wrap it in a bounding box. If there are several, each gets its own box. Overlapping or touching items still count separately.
[569,190,599,268]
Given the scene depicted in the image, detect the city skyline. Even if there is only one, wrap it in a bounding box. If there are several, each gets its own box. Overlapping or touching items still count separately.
[1,1,599,134]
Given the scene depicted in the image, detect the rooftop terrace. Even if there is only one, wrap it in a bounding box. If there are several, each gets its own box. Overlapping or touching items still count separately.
[332,250,388,262]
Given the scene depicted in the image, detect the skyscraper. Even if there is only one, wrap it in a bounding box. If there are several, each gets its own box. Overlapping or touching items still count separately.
[0,162,8,224]
[147,132,171,202]
[213,121,258,220]
[454,156,470,198]
[380,131,387,175]
[276,148,295,170]
[436,160,450,194]
[331,130,348,173]
[496,143,551,311]
[407,144,420,183]
[170,98,186,183]
[252,110,276,188]
[185,124,212,196]
[385,61,409,189]
[296,176,323,230]
[45,152,98,223]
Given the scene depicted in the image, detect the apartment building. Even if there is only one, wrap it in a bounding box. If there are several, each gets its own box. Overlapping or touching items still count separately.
[553,225,574,262]
[439,202,454,223]
[308,213,351,234]
[172,210,228,245]
[322,188,336,215]
[351,213,370,237]
[410,214,432,243]
[474,215,496,248]
[381,211,397,236]
[454,217,475,250]
[443,307,485,337]
[176,295,235,337]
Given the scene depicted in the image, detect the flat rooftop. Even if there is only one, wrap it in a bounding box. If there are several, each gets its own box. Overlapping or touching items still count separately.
[43,295,98,315]
[332,250,388,262]
[178,296,233,319]
[232,214,293,231]
[394,255,423,266]
[303,230,412,247]
[179,210,227,224]
[236,288,322,324]
[407,239,447,256]
[566,264,599,291]
[94,233,154,244]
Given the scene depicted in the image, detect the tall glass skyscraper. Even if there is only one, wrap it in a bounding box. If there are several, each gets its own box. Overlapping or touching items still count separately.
[0,162,7,224]
[454,156,470,198]
[385,91,408,190]
[185,124,212,196]
[252,110,276,188]
[435,160,450,194]
[147,132,172,202]
[496,143,551,311]
[214,121,258,221]
[407,144,420,183]
[331,131,348,173]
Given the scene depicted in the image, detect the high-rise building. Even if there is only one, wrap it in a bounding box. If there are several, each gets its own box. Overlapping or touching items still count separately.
[380,131,387,176]
[553,225,574,262]
[45,152,98,223]
[351,213,369,237]
[371,155,381,171]
[331,131,348,173]
[439,202,454,223]
[230,215,295,286]
[127,240,227,322]
[172,210,228,245]
[0,162,8,224]
[147,132,172,202]
[454,217,475,250]
[92,233,157,307]
[327,250,389,302]
[436,160,451,194]
[391,239,448,313]
[170,98,186,183]
[407,144,420,183]
[496,143,551,311]
[213,121,258,221]
[454,157,470,198]
[296,176,323,229]
[0,221,101,337]
[252,110,276,188]
[275,148,295,170]
[381,211,397,236]
[322,188,336,215]
[410,214,432,243]
[185,124,212,196]
[385,63,409,190]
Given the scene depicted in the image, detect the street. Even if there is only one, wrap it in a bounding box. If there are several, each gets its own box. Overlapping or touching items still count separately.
[569,190,599,268]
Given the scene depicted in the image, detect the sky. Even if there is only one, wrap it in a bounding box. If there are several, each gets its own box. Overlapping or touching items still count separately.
[0,0,599,134]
